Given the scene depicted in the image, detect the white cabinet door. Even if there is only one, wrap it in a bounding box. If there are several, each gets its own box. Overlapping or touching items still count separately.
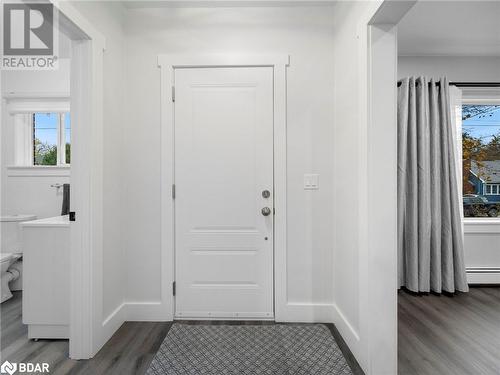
[174,67,274,319]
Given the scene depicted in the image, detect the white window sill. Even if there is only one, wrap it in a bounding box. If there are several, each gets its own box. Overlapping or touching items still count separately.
[6,165,70,177]
[463,218,500,234]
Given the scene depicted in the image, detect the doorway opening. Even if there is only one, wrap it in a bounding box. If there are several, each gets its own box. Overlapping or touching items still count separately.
[1,2,106,362]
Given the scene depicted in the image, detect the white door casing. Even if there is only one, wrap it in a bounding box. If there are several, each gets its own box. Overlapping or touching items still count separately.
[174,67,274,319]
[158,55,288,322]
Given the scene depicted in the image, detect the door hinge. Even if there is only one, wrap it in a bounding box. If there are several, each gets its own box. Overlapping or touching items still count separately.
[172,184,176,199]
[172,86,175,102]
[172,281,176,296]
[69,211,76,221]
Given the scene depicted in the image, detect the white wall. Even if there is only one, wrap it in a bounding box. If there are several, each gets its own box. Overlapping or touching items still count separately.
[1,59,71,220]
[1,59,71,94]
[69,1,127,326]
[464,220,500,285]
[398,56,500,81]
[331,1,399,374]
[123,6,336,318]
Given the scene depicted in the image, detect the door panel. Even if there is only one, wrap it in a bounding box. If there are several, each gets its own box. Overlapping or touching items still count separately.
[174,67,274,319]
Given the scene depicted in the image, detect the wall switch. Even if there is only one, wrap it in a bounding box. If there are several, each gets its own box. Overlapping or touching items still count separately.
[304,174,319,190]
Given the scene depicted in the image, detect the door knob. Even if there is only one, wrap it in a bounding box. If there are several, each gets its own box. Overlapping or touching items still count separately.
[261,207,271,216]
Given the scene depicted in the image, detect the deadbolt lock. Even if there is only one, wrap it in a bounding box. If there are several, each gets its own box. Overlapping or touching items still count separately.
[262,190,271,198]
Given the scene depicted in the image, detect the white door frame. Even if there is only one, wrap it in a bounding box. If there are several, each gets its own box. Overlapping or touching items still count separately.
[48,1,108,359]
[354,2,415,373]
[158,54,289,321]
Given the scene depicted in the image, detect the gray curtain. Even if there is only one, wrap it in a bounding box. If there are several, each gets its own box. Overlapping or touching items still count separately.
[397,77,468,293]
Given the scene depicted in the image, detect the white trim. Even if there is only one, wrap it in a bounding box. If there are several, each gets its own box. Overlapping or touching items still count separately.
[68,39,95,360]
[122,301,334,323]
[59,112,67,165]
[463,98,500,105]
[468,169,485,184]
[6,165,70,177]
[175,316,274,321]
[279,303,335,323]
[125,302,166,321]
[332,304,360,341]
[3,92,70,100]
[157,54,289,68]
[158,54,289,322]
[461,87,500,103]
[101,303,126,341]
[484,183,500,196]
[363,23,398,375]
[466,267,500,284]
[7,110,70,167]
[6,99,69,114]
[48,0,109,360]
[12,113,32,165]
[50,0,106,49]
[463,219,500,233]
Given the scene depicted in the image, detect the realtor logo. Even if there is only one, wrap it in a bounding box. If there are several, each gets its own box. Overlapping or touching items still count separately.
[0,361,17,375]
[3,3,53,55]
[1,1,58,69]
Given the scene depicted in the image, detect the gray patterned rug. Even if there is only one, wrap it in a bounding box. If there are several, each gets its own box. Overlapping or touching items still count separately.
[146,323,353,374]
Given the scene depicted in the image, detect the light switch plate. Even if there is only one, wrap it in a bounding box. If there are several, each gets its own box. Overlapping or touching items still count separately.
[304,174,319,190]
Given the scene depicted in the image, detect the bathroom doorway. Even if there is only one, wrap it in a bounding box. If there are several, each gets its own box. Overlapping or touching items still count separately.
[1,21,72,365]
[0,2,108,362]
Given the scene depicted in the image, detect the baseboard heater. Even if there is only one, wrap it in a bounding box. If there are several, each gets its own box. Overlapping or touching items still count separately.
[466,267,500,285]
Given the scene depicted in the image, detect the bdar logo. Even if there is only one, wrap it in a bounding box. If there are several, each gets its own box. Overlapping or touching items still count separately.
[0,361,17,375]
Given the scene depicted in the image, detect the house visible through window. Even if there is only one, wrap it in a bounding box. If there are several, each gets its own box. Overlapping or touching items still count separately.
[462,104,500,217]
[32,112,71,166]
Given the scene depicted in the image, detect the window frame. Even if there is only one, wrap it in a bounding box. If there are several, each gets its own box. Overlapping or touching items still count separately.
[5,98,70,170]
[32,111,70,167]
[460,87,500,220]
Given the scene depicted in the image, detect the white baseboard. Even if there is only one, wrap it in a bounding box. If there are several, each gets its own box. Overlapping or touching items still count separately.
[331,304,359,341]
[467,267,500,284]
[101,303,125,338]
[93,302,126,355]
[331,304,364,372]
[276,303,335,323]
[120,301,335,323]
[125,301,172,321]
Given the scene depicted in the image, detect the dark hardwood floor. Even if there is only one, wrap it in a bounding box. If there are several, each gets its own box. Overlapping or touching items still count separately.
[398,287,500,375]
[1,291,363,374]
[0,292,171,374]
[5,288,499,374]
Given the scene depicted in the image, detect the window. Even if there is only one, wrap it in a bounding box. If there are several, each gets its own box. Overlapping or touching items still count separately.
[32,112,70,166]
[485,184,500,195]
[462,104,500,217]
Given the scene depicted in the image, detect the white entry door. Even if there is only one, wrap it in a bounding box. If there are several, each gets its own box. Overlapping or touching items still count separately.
[174,67,274,319]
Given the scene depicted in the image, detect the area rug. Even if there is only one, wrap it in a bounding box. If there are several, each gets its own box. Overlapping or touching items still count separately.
[146,323,353,375]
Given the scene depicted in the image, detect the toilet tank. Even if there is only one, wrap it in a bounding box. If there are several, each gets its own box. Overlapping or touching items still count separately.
[1,214,37,253]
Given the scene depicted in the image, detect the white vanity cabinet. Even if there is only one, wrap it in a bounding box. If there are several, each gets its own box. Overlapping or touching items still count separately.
[20,216,70,339]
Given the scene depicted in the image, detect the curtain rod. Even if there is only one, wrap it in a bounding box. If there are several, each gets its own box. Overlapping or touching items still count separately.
[397,81,500,88]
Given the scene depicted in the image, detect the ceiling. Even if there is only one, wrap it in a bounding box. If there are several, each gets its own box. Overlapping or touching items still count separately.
[122,0,338,8]
[398,1,500,56]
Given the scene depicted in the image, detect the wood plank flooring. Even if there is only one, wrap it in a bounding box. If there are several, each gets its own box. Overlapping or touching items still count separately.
[398,287,500,375]
[0,292,172,374]
[1,291,363,374]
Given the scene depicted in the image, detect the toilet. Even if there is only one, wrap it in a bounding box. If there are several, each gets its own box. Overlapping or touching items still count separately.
[0,214,37,303]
